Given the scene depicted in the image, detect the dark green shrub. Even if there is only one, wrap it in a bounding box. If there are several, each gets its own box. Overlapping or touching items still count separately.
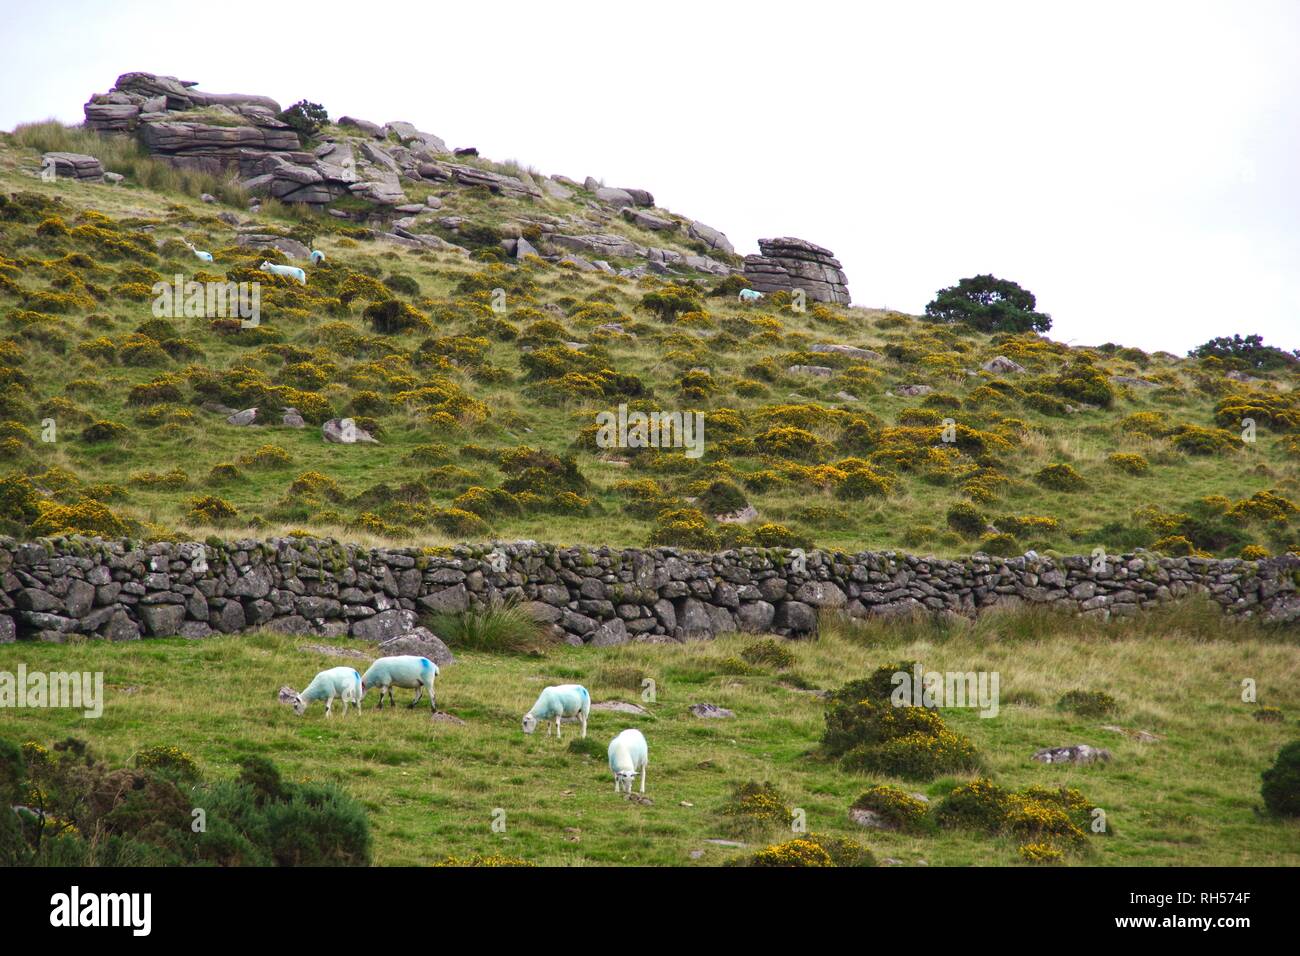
[923,275,1051,333]
[947,502,987,538]
[278,100,329,139]
[1057,689,1118,718]
[1261,741,1300,817]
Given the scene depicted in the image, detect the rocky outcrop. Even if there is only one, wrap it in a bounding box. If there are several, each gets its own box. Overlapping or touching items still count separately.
[136,121,300,174]
[80,72,452,210]
[548,234,730,276]
[72,71,755,281]
[2,538,1295,647]
[743,237,851,304]
[41,152,104,182]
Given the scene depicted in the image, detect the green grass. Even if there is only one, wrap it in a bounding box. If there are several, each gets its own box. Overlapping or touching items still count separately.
[2,604,1296,866]
[0,128,1296,558]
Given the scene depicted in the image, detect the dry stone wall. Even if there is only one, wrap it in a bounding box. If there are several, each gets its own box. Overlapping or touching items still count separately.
[1,538,1297,646]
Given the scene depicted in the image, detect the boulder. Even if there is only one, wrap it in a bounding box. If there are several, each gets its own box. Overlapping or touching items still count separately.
[594,186,635,208]
[1031,744,1112,765]
[688,703,734,719]
[621,207,675,231]
[321,418,379,444]
[338,116,385,138]
[41,152,105,182]
[374,626,454,660]
[982,355,1026,374]
[236,233,311,260]
[687,220,734,256]
[811,343,882,361]
[742,237,851,305]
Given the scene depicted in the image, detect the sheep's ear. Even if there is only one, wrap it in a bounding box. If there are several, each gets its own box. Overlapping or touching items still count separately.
[278,686,298,704]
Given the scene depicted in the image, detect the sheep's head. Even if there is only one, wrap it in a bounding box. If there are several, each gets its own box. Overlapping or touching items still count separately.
[521,713,538,734]
[614,771,637,793]
[278,685,306,715]
[260,261,272,270]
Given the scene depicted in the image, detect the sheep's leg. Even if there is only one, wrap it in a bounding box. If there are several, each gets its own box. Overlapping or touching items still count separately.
[387,687,395,709]
[556,716,562,740]
[640,764,646,794]
[325,697,333,718]
[429,683,436,713]
[580,711,588,738]
[409,684,423,709]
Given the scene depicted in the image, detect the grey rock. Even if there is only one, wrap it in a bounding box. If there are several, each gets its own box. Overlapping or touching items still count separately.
[689,703,734,719]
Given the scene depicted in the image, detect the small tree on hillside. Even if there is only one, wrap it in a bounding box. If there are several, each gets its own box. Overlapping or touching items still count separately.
[924,275,1052,333]
[278,100,329,141]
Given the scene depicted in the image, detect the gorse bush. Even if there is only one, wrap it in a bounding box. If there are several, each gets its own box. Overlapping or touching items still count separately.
[851,785,934,833]
[935,779,1097,857]
[740,638,795,670]
[0,738,371,867]
[821,663,980,780]
[720,781,792,835]
[748,832,874,868]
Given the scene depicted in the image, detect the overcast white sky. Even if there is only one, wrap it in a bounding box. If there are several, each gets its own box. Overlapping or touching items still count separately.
[2,0,1296,354]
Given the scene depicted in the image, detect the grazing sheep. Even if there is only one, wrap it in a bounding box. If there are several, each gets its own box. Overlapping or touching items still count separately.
[290,666,362,717]
[607,728,648,794]
[310,250,326,265]
[362,655,438,713]
[260,260,307,285]
[738,288,764,302]
[183,239,213,263]
[522,684,590,739]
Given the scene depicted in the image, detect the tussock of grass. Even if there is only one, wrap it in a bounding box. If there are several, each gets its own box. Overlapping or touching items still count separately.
[9,120,249,205]
[427,601,553,655]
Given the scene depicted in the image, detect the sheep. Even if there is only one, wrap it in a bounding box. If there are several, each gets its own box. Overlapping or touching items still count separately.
[607,728,648,794]
[738,288,764,302]
[182,239,213,263]
[310,250,326,266]
[522,684,590,739]
[288,666,363,717]
[260,260,307,285]
[361,655,439,713]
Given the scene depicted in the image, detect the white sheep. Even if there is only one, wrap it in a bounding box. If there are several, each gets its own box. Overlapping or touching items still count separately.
[607,728,648,794]
[260,260,306,285]
[522,684,590,739]
[737,288,764,302]
[310,250,326,265]
[361,655,439,713]
[288,666,362,717]
[183,239,213,263]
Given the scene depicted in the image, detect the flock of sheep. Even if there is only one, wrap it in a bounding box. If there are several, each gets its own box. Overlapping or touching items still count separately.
[286,657,649,794]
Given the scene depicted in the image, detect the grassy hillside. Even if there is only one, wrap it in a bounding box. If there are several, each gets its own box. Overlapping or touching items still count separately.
[0,126,1298,560]
[2,602,1296,866]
